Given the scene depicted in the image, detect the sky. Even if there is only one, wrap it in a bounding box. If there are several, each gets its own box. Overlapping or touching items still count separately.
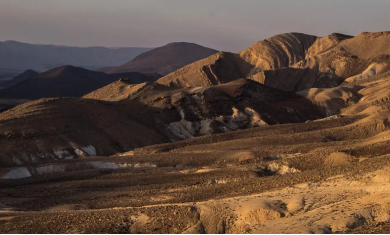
[0,0,389,52]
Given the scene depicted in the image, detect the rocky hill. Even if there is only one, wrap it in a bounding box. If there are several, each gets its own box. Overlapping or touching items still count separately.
[100,42,218,75]
[156,33,318,88]
[156,32,390,93]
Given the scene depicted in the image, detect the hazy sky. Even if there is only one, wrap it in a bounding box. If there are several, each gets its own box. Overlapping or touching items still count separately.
[0,0,389,52]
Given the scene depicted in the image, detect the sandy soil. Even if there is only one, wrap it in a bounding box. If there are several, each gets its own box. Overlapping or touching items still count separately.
[2,108,390,233]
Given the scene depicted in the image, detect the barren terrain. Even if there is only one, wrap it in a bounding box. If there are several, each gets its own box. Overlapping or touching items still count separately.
[2,31,390,233]
[2,111,390,233]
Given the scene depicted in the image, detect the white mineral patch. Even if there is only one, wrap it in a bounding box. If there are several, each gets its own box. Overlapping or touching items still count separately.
[54,151,62,159]
[168,106,270,140]
[168,120,196,139]
[226,120,239,130]
[81,145,96,156]
[30,155,39,162]
[12,157,23,165]
[54,150,69,159]
[198,119,214,135]
[1,167,31,179]
[1,161,154,180]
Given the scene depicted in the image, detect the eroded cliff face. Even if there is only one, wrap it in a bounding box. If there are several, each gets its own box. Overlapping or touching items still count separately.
[155,52,250,88]
[239,33,318,75]
[163,80,322,140]
[249,32,390,92]
[156,32,390,94]
[156,33,318,89]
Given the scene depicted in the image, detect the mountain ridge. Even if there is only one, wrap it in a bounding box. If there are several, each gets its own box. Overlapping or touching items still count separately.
[0,40,152,75]
[0,69,39,88]
[0,65,161,100]
[155,32,390,94]
[100,42,218,75]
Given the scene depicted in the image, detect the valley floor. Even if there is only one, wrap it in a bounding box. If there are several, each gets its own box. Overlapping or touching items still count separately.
[2,114,390,233]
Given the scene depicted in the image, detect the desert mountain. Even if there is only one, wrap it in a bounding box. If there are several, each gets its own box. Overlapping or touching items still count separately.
[0,65,161,100]
[0,40,152,76]
[100,42,218,75]
[156,51,252,87]
[156,33,318,88]
[0,69,39,88]
[157,32,380,92]
[4,45,390,233]
[249,32,389,92]
[3,31,390,166]
[0,78,324,167]
[4,32,390,233]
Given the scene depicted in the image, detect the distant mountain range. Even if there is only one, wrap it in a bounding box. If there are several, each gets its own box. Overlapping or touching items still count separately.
[0,40,152,76]
[0,65,160,100]
[2,30,390,165]
[99,42,218,75]
[0,41,219,101]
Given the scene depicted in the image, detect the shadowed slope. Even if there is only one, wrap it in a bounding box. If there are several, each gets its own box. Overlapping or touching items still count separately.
[0,69,39,88]
[156,52,253,87]
[0,66,160,99]
[0,79,323,166]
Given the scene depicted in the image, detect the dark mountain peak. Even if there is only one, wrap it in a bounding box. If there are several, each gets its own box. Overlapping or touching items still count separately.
[101,42,218,75]
[133,42,216,59]
[2,40,22,45]
[0,65,160,100]
[18,69,39,76]
[165,42,204,47]
[0,69,39,88]
[166,42,192,45]
[60,65,87,73]
[36,65,93,79]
